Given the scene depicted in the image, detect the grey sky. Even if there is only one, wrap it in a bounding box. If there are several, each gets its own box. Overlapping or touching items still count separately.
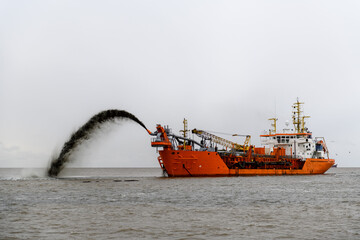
[1,0,359,168]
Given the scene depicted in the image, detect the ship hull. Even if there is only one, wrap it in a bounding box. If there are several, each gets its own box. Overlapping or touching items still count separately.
[159,149,335,177]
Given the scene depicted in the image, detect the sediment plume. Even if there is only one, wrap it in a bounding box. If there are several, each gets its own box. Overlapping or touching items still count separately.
[48,109,147,177]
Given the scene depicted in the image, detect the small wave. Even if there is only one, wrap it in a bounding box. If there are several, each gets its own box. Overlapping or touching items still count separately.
[0,176,49,181]
[0,168,47,180]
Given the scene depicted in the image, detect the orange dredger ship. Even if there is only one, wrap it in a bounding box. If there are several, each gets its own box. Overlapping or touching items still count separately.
[149,99,335,177]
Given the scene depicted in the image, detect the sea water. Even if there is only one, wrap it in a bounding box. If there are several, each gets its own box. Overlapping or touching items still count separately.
[1,168,359,239]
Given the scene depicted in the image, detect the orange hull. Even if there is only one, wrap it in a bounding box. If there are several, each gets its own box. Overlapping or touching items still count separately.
[159,149,335,177]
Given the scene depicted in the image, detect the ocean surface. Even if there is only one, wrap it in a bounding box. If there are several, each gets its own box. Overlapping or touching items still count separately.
[1,167,359,239]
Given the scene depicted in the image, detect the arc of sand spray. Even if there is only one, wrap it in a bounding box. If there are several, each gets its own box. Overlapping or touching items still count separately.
[47,109,152,177]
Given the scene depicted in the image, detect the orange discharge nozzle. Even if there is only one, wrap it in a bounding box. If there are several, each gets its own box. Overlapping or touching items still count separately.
[146,129,152,135]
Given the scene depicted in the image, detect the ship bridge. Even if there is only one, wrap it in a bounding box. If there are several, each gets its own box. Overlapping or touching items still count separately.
[260,132,314,158]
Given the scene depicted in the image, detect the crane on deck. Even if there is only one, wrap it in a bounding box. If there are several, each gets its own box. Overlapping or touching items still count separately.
[191,129,251,151]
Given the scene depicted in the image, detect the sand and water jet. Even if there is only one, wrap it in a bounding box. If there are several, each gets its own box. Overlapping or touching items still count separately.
[48,109,149,177]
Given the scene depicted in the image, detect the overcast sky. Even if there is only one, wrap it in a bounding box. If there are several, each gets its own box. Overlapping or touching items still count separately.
[1,0,359,168]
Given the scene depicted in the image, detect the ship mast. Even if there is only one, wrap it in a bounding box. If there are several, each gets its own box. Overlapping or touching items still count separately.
[180,118,189,148]
[292,98,310,133]
[268,118,278,134]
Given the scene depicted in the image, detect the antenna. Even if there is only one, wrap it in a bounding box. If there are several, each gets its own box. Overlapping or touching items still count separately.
[274,96,277,119]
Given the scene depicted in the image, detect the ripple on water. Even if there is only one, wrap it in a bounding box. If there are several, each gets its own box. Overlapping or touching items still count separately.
[0,168,359,239]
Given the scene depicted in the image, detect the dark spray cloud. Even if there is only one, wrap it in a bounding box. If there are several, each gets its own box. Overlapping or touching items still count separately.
[47,109,148,177]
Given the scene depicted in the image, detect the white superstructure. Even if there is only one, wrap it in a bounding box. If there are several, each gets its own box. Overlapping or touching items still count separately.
[260,99,329,160]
